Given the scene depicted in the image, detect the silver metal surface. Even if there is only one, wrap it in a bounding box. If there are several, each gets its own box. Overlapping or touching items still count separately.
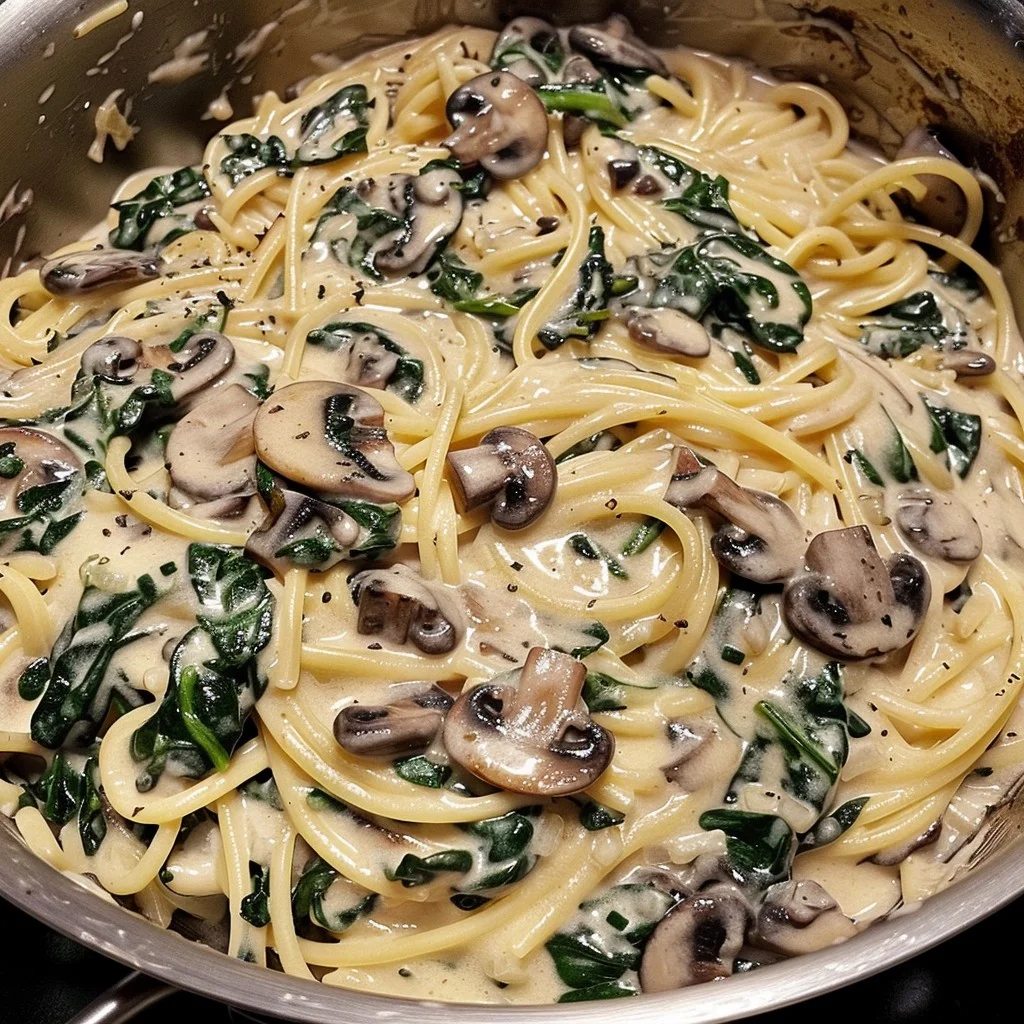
[65,973,176,1024]
[0,0,1023,1020]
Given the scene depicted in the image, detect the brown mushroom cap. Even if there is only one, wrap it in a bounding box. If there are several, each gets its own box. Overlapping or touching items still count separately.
[665,447,805,584]
[253,380,414,503]
[80,336,143,383]
[446,426,556,530]
[443,646,614,796]
[244,488,363,579]
[0,426,83,521]
[350,564,464,655]
[40,248,161,296]
[334,685,454,758]
[783,525,932,660]
[638,886,748,992]
[166,383,259,516]
[627,308,711,357]
[444,72,548,181]
[567,14,668,76]
[752,879,857,956]
[938,348,996,377]
[895,487,982,563]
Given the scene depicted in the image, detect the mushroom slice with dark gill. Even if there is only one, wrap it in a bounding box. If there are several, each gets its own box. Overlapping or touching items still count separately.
[444,72,548,181]
[665,447,805,584]
[895,488,982,563]
[80,336,143,383]
[783,525,931,660]
[253,381,414,503]
[40,248,160,296]
[627,308,711,357]
[166,383,259,518]
[870,818,942,866]
[443,646,614,796]
[446,426,556,530]
[639,886,748,991]
[163,330,236,403]
[752,879,857,956]
[245,488,363,578]
[334,685,453,758]
[350,564,464,655]
[355,167,463,276]
[491,17,562,87]
[567,14,669,76]
[0,426,83,520]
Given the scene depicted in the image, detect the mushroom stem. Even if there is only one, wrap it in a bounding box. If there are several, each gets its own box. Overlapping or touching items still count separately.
[446,444,510,509]
[503,646,586,739]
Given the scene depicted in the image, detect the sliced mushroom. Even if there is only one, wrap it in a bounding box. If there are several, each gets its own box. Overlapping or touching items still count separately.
[350,564,463,655]
[80,336,143,383]
[444,72,548,181]
[0,426,83,522]
[665,447,805,584]
[870,819,942,866]
[895,127,969,236]
[355,167,463,276]
[443,646,614,796]
[253,381,414,503]
[491,17,561,87]
[639,886,748,992]
[752,879,857,956]
[567,14,668,76]
[446,426,556,530]
[40,248,160,296]
[662,720,732,790]
[166,384,259,517]
[560,54,603,149]
[334,685,453,758]
[938,348,996,377]
[244,488,363,578]
[331,324,402,390]
[895,488,982,563]
[164,331,236,403]
[627,308,711,357]
[783,525,931,660]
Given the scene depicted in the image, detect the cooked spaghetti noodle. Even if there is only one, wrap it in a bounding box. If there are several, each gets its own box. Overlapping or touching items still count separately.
[1,15,1023,1004]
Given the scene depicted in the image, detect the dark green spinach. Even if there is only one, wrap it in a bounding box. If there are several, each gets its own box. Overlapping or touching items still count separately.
[110,166,211,250]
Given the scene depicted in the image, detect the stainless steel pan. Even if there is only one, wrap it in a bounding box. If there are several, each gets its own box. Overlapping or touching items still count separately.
[2,0,1023,1019]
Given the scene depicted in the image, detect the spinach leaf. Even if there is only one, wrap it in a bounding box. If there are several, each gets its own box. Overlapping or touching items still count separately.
[538,226,615,350]
[638,145,740,233]
[0,466,84,557]
[582,672,648,713]
[620,517,664,555]
[845,447,884,486]
[454,289,540,320]
[311,185,404,279]
[537,82,629,128]
[334,500,402,558]
[20,753,107,856]
[568,532,629,580]
[565,621,610,660]
[244,364,273,401]
[220,133,290,185]
[546,883,676,996]
[683,586,761,702]
[24,574,160,749]
[239,862,272,927]
[578,800,624,831]
[558,983,636,1002]
[859,291,955,358]
[492,27,565,80]
[292,855,377,932]
[130,545,273,790]
[428,250,483,303]
[698,809,794,890]
[555,431,621,465]
[294,85,371,164]
[797,796,868,853]
[881,407,918,484]
[305,321,425,403]
[418,157,489,202]
[384,849,473,888]
[110,166,211,250]
[393,755,452,788]
[921,395,982,478]
[169,295,231,353]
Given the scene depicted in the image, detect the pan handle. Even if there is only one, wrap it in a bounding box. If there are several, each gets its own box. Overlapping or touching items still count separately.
[65,972,176,1024]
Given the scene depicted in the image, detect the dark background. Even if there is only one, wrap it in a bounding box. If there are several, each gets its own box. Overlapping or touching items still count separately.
[0,894,1015,1024]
